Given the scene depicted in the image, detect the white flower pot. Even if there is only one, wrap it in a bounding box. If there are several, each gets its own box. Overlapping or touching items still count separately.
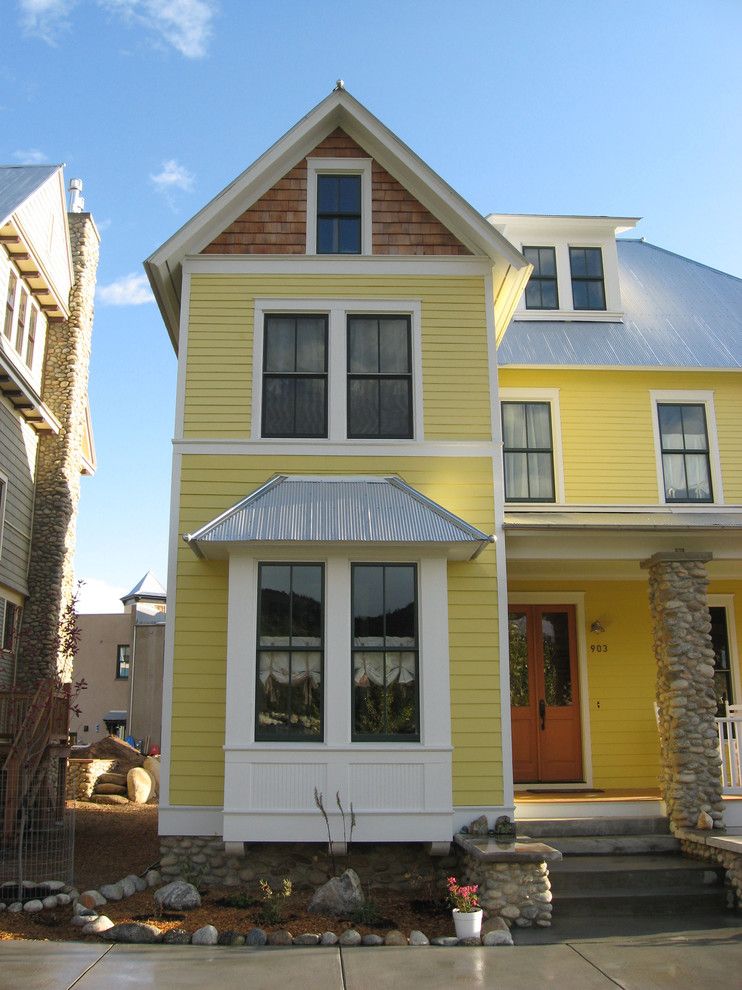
[453,907,483,939]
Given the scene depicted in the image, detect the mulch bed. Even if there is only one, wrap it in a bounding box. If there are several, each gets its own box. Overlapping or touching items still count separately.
[1,801,455,942]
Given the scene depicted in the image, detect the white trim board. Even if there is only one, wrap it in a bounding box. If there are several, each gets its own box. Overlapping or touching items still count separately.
[185,254,492,276]
[174,439,498,457]
[514,797,665,821]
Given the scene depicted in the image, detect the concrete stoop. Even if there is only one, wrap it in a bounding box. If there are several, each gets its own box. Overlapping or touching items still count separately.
[519,816,728,915]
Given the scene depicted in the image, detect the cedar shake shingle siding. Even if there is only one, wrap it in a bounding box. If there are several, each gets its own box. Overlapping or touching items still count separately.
[203,129,471,256]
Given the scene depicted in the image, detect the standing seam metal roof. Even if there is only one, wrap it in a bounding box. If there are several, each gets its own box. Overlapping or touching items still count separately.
[498,239,742,369]
[0,165,61,225]
[185,476,492,550]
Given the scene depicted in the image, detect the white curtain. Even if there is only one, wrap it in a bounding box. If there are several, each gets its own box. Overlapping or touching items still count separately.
[353,651,416,686]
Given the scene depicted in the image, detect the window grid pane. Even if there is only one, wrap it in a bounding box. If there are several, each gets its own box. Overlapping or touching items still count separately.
[523,246,558,310]
[569,247,606,311]
[317,175,362,255]
[256,563,324,741]
[658,403,712,503]
[347,316,413,439]
[352,564,419,741]
[262,315,328,438]
[502,402,555,502]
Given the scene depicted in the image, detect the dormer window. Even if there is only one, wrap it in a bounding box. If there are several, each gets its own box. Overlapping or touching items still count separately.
[317,174,361,254]
[569,247,606,310]
[306,158,372,256]
[523,247,558,310]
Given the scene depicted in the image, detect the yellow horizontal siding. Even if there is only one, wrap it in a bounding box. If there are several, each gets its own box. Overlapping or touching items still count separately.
[185,274,491,440]
[500,368,742,503]
[169,453,502,809]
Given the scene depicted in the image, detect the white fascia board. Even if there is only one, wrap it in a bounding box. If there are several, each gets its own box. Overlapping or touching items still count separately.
[145,88,529,347]
[488,213,641,234]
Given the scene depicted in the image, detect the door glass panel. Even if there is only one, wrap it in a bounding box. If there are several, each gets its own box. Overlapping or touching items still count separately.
[509,612,529,707]
[542,611,572,706]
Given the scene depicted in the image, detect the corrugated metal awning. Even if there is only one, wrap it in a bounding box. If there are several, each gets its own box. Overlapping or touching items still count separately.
[185,475,493,560]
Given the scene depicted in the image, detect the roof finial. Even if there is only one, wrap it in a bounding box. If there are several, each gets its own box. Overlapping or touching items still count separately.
[335,79,345,91]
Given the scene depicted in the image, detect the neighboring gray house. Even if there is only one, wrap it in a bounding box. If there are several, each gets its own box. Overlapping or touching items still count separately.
[0,165,98,687]
[72,572,166,752]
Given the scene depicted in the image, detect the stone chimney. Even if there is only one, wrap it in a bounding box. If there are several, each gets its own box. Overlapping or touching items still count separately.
[18,209,100,684]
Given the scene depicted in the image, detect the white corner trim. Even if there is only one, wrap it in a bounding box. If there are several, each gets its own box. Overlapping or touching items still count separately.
[506,591,593,788]
[649,389,724,506]
[708,594,741,706]
[306,157,373,256]
[499,387,566,505]
[173,270,191,442]
[159,450,182,812]
[251,297,423,443]
[0,470,7,559]
[158,805,223,836]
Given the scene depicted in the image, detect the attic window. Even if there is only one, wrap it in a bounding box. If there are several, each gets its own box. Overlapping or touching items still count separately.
[306,158,372,255]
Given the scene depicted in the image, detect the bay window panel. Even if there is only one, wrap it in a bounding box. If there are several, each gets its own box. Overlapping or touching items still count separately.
[256,564,323,741]
[353,566,384,646]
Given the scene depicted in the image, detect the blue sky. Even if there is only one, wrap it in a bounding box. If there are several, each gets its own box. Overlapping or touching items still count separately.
[2,0,740,611]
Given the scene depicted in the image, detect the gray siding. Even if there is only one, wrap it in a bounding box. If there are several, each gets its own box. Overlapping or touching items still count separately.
[0,398,37,596]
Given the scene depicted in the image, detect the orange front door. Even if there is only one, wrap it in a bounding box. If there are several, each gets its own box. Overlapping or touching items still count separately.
[509,604,582,783]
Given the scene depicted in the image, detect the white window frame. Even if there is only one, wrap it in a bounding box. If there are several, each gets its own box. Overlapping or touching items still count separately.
[252,298,424,444]
[650,390,724,506]
[306,158,373,256]
[0,471,7,558]
[2,257,43,376]
[499,388,565,505]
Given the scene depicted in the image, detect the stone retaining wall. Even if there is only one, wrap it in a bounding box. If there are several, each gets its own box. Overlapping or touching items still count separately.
[66,759,116,800]
[159,836,551,927]
[678,829,742,908]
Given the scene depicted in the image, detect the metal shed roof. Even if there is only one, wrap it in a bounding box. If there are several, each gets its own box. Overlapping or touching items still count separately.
[185,475,493,560]
[0,164,60,225]
[499,240,742,369]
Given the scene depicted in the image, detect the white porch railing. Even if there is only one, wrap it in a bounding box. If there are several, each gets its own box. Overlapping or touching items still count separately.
[716,717,742,794]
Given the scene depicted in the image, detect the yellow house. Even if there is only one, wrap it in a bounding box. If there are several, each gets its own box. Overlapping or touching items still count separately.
[146,89,742,857]
[145,86,531,848]
[492,215,742,830]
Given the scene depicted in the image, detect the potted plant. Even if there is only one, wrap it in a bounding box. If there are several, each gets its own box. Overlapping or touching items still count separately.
[446,876,483,939]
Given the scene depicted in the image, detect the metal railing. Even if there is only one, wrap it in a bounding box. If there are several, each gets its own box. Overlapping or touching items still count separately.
[716,716,742,795]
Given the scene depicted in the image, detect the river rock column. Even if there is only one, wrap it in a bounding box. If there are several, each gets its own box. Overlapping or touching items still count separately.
[17,212,100,685]
[641,551,724,831]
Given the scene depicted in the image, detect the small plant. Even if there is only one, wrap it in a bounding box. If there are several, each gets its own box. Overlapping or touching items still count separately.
[217,891,260,909]
[446,876,480,913]
[314,786,357,876]
[350,897,384,926]
[336,790,357,868]
[178,860,208,893]
[257,877,293,925]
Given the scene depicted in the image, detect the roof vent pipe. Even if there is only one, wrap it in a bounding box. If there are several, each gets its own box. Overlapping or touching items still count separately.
[68,178,85,213]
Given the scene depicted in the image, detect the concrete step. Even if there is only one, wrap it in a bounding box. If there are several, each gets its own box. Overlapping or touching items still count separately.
[519,816,672,838]
[535,833,680,856]
[552,888,731,916]
[549,854,724,898]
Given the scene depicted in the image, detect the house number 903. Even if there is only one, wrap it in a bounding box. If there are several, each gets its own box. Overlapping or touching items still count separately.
[590,644,608,653]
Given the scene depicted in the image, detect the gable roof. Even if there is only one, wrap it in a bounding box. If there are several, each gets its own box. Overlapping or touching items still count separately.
[184,475,493,561]
[498,239,742,369]
[145,87,529,350]
[0,165,61,225]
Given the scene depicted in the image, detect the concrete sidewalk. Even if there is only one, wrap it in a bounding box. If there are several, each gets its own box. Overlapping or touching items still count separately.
[2,927,742,990]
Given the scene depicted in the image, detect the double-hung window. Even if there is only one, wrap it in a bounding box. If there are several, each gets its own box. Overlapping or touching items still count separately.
[116,644,131,679]
[4,270,17,340]
[502,401,555,502]
[261,314,328,438]
[14,288,28,354]
[2,600,21,655]
[569,247,606,310]
[347,315,413,438]
[523,247,558,310]
[255,563,324,741]
[351,563,419,741]
[316,174,362,254]
[657,402,713,502]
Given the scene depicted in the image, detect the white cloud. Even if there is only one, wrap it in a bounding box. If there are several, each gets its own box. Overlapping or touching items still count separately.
[150,158,195,195]
[18,0,78,44]
[100,0,216,58]
[98,272,154,306]
[13,148,48,164]
[76,577,126,614]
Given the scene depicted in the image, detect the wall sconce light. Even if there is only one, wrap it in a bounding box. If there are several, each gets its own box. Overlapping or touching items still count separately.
[590,620,605,634]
